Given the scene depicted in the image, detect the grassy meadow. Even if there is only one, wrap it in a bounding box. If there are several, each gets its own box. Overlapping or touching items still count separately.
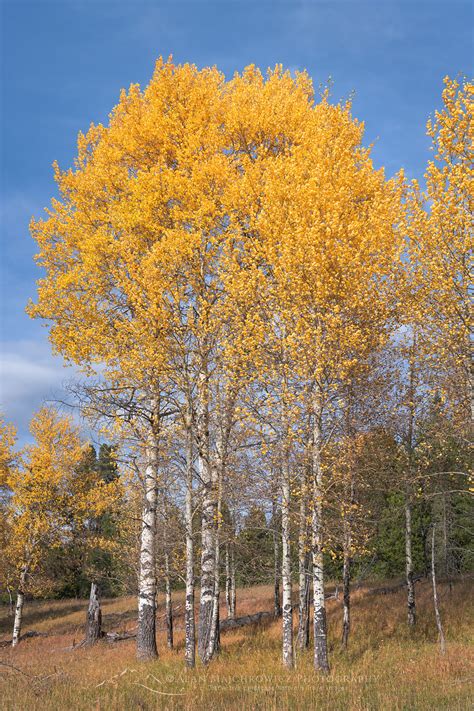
[0,580,472,710]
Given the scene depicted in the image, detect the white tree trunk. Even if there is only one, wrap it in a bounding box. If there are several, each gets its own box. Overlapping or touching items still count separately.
[198,482,216,664]
[12,566,28,648]
[272,495,282,618]
[230,542,236,619]
[184,415,195,668]
[405,497,416,627]
[209,457,222,657]
[225,541,236,620]
[341,526,351,649]
[197,370,217,665]
[281,438,294,668]
[297,466,310,650]
[312,390,329,672]
[137,419,159,660]
[297,554,311,651]
[342,467,355,650]
[225,542,236,619]
[405,343,417,627]
[164,551,173,649]
[431,524,446,655]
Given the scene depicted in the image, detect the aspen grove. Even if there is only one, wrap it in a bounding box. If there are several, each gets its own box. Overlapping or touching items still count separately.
[1,62,471,677]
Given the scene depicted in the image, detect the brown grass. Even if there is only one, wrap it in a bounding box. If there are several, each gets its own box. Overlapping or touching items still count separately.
[0,579,473,710]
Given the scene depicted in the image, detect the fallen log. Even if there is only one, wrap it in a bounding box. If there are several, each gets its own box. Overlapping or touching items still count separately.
[0,630,48,647]
[104,631,137,642]
[104,613,275,639]
[219,611,274,631]
[67,610,277,648]
[368,575,423,596]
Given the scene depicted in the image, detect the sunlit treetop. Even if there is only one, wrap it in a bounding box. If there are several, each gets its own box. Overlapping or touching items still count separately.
[28,58,406,391]
[408,76,473,420]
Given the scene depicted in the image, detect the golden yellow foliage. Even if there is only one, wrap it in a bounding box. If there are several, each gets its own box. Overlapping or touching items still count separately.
[5,407,120,589]
[0,414,17,488]
[408,76,473,422]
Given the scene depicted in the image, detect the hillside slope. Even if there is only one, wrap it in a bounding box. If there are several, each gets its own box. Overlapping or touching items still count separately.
[0,580,472,710]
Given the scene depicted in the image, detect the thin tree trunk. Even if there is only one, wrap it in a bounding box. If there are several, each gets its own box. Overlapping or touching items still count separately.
[197,471,215,664]
[342,464,355,650]
[405,339,417,627]
[281,417,294,669]
[164,551,173,649]
[297,464,310,650]
[272,494,282,618]
[341,532,351,649]
[85,582,102,646]
[230,541,236,619]
[197,369,217,665]
[209,463,222,657]
[225,542,231,616]
[405,497,416,627]
[12,566,28,648]
[212,583,220,654]
[431,524,446,655]
[137,413,159,661]
[184,415,195,668]
[225,542,236,619]
[297,552,311,650]
[312,389,329,673]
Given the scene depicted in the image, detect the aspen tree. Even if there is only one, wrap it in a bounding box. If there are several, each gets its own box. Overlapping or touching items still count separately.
[410,77,473,425]
[28,60,407,670]
[0,416,17,614]
[296,438,311,651]
[226,83,405,670]
[28,60,230,662]
[5,408,114,647]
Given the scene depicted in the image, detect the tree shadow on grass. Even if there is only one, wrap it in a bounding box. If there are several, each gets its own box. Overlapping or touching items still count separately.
[0,600,87,635]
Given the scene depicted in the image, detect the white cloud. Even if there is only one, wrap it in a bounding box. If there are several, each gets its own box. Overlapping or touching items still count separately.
[0,339,80,444]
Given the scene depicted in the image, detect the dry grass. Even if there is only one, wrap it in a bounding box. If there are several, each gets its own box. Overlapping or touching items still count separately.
[0,579,473,710]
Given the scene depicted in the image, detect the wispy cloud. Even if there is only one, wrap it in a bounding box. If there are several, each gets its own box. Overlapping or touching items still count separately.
[0,339,80,444]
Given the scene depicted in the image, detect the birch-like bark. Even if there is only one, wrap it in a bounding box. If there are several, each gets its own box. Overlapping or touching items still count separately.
[164,551,173,649]
[342,468,355,649]
[209,458,222,657]
[137,410,159,660]
[198,479,216,663]
[281,407,294,668]
[197,369,217,665]
[297,552,311,651]
[272,494,282,618]
[431,524,446,655]
[184,413,195,668]
[405,497,416,627]
[405,339,417,627]
[312,389,329,672]
[341,529,351,649]
[225,542,236,619]
[225,542,231,616]
[297,462,310,650]
[211,579,220,655]
[230,541,236,619]
[85,582,102,646]
[341,391,356,650]
[12,565,28,648]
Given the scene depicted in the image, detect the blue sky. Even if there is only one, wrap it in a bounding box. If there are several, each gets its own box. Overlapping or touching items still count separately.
[0,0,472,442]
